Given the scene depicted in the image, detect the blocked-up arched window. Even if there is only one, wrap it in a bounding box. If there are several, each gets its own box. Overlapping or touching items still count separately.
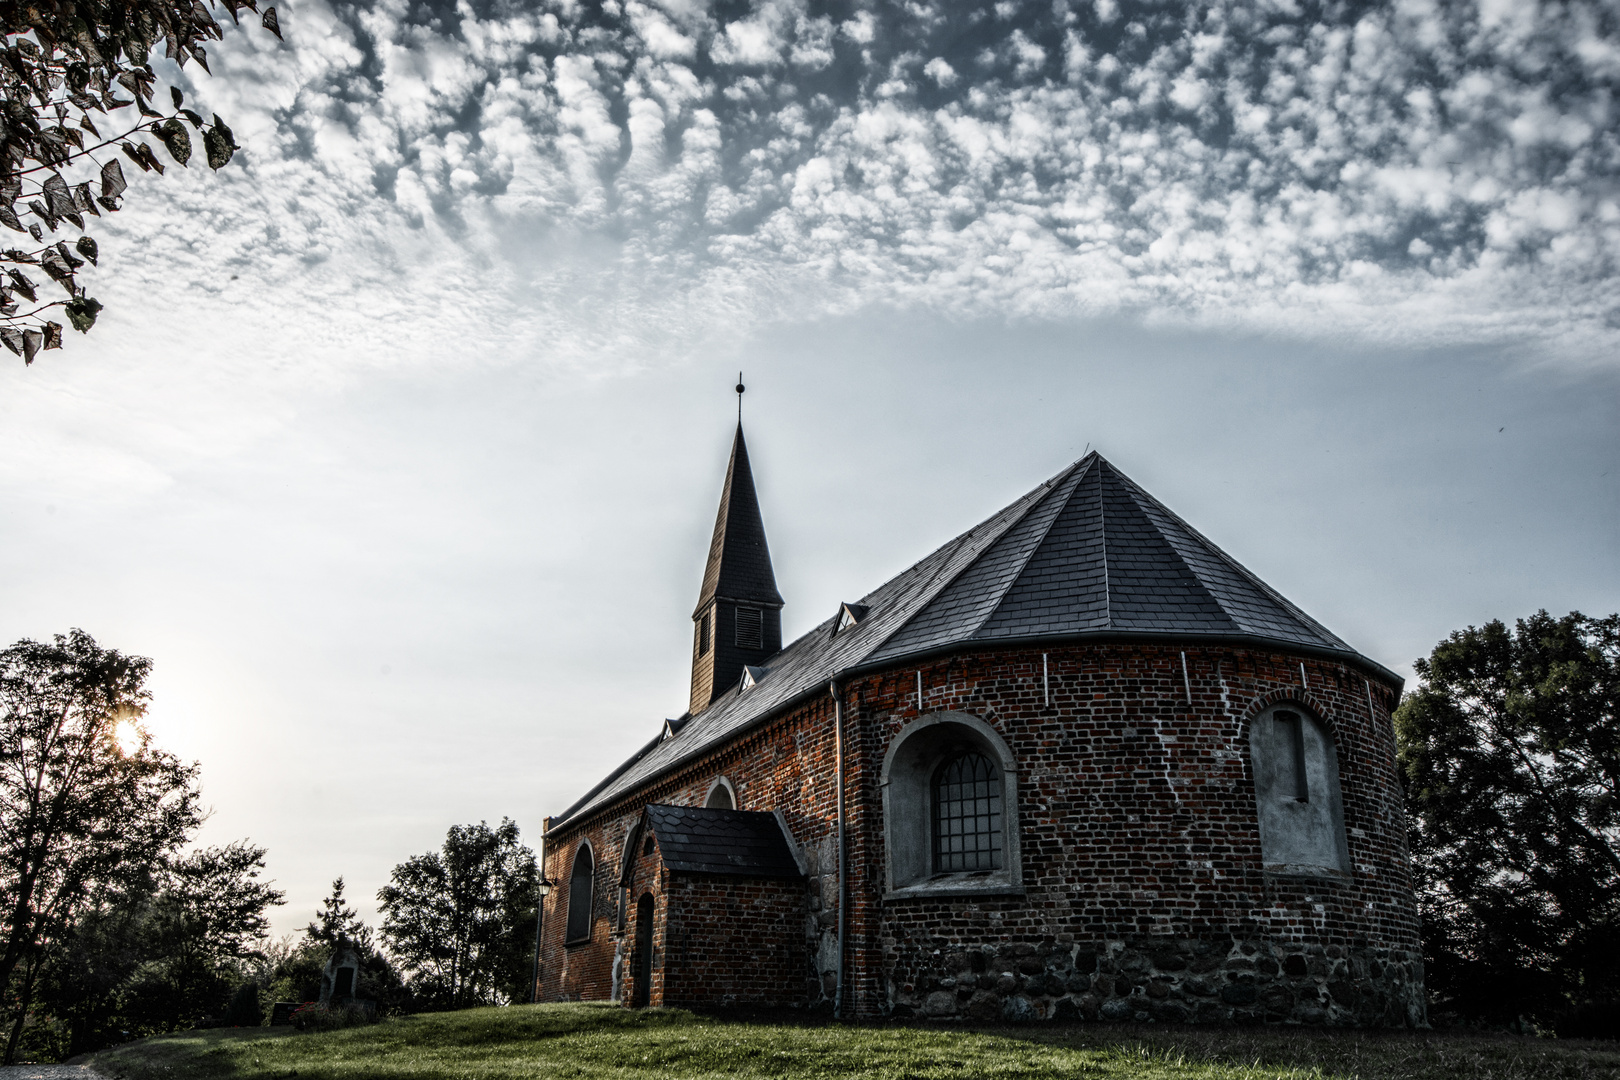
[933,751,1002,873]
[565,843,594,942]
[1250,703,1350,873]
[704,777,736,810]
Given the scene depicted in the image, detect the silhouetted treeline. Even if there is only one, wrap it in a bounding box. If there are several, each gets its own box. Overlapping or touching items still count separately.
[1399,611,1620,1038]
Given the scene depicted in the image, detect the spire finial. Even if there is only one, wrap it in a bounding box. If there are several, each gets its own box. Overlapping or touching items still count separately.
[736,372,744,423]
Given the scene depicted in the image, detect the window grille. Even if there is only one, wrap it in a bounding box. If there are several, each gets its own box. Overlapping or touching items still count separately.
[565,845,594,941]
[696,611,711,658]
[932,751,1002,873]
[735,607,763,649]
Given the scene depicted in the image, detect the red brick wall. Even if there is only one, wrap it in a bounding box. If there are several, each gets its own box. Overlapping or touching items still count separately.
[537,641,1423,1026]
[662,875,808,1006]
[622,829,666,1006]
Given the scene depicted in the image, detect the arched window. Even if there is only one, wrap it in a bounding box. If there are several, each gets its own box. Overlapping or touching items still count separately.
[880,711,1022,897]
[565,843,594,942]
[1249,703,1350,872]
[933,752,1002,873]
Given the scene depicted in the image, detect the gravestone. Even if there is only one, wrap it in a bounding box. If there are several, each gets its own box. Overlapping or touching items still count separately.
[319,940,362,1003]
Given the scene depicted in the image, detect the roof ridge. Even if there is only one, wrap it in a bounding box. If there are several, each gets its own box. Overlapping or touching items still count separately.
[861,455,1097,660]
[546,729,664,829]
[1098,460,1110,626]
[1101,460,1236,632]
[1105,464,1348,649]
[969,456,1101,639]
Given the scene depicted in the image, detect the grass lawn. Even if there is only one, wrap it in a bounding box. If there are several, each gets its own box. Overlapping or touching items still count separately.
[87,1003,1620,1080]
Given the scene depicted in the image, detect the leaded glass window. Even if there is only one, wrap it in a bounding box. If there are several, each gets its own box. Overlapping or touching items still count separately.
[932,751,1002,873]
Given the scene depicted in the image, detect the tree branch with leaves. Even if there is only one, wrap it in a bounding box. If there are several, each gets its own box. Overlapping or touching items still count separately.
[0,0,281,364]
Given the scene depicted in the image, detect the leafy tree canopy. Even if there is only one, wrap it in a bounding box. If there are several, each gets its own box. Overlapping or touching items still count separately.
[1397,609,1620,1035]
[378,818,537,1010]
[0,628,201,1060]
[0,0,280,363]
[34,840,282,1057]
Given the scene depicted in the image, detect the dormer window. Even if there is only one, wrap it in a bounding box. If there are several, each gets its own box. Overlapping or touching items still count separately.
[836,603,869,633]
[740,665,767,691]
[736,607,763,649]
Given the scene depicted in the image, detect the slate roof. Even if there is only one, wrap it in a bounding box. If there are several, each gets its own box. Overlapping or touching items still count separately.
[695,425,783,615]
[635,805,803,878]
[550,453,1395,830]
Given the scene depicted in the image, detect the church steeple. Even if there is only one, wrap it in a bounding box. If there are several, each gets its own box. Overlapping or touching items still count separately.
[690,423,783,714]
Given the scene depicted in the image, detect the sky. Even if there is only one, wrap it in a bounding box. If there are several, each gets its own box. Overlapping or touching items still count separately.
[0,0,1616,939]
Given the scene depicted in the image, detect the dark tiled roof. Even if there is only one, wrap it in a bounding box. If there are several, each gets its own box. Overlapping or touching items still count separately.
[695,425,783,615]
[642,805,802,878]
[550,453,1393,829]
[868,457,1354,659]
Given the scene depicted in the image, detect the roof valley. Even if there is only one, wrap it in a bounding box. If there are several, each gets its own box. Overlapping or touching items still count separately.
[865,456,1095,659]
[1099,463,1237,634]
[1099,460,1110,626]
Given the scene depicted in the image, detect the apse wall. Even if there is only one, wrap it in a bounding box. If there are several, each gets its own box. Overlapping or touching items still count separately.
[854,642,1424,1027]
[538,640,1425,1027]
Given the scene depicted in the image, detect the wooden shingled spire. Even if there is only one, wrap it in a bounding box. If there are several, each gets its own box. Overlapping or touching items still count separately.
[690,422,784,714]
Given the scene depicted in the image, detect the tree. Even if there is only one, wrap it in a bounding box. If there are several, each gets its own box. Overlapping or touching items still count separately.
[264,878,408,1015]
[129,841,283,1030]
[0,628,200,1063]
[305,875,371,951]
[378,819,538,1009]
[37,840,282,1051]
[1396,610,1620,1035]
[0,0,281,363]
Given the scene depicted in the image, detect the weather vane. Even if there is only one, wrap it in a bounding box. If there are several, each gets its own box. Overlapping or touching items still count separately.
[736,371,745,422]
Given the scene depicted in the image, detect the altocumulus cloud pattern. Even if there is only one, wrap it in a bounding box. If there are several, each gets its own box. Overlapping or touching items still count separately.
[120,0,1620,366]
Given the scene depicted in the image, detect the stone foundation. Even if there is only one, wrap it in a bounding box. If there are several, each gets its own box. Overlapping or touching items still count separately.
[888,936,1426,1027]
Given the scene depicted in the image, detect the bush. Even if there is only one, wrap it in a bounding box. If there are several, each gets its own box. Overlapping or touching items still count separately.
[222,984,261,1027]
[289,1001,377,1031]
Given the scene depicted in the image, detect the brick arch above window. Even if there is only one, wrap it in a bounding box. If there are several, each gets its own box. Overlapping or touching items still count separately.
[880,711,1023,900]
[1248,700,1351,876]
[1233,684,1346,759]
[703,776,737,810]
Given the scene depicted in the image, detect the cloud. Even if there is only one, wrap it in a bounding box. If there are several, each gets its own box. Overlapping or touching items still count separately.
[63,0,1620,382]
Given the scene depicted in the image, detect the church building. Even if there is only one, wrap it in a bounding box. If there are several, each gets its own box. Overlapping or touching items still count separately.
[536,423,1426,1027]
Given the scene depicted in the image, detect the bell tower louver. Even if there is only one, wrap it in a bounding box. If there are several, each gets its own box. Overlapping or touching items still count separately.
[690,424,783,714]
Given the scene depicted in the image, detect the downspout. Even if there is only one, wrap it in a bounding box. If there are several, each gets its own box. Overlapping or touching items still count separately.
[830,679,846,1020]
[530,820,548,1003]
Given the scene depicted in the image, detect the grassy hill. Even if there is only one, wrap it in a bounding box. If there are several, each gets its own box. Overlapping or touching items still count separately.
[88,1002,1620,1080]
